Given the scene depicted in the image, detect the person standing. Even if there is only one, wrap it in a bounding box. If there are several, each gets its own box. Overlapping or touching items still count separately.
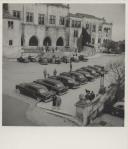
[43,68,47,79]
[53,69,57,76]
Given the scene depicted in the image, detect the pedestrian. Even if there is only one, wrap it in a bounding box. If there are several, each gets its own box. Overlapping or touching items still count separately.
[52,95,57,107]
[70,60,72,72]
[53,69,57,76]
[47,73,50,78]
[56,95,62,109]
[43,68,47,79]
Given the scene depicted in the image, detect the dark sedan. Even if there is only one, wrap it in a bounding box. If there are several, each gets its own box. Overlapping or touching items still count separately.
[80,67,100,78]
[34,78,68,95]
[28,56,37,62]
[17,56,29,63]
[79,55,88,62]
[87,65,105,76]
[76,69,95,81]
[16,82,55,102]
[60,71,87,85]
[49,75,80,89]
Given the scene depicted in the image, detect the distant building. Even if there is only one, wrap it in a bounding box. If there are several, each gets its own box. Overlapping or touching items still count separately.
[3,3,112,58]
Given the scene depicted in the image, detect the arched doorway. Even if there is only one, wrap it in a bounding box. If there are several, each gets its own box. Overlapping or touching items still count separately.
[29,36,38,46]
[43,37,51,46]
[56,37,64,46]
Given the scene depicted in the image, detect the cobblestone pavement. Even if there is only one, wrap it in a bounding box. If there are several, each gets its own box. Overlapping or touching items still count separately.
[2,53,124,126]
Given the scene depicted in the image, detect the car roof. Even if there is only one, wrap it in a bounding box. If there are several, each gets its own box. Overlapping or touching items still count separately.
[58,75,73,80]
[45,78,63,84]
[27,82,47,89]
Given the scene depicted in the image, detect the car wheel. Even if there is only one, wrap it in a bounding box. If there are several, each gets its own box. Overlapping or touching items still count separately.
[16,88,20,94]
[36,97,41,102]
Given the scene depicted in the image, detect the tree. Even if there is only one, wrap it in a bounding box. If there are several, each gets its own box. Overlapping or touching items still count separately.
[106,60,124,102]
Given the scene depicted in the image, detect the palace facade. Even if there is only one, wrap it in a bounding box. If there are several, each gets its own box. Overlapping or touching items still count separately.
[3,3,112,58]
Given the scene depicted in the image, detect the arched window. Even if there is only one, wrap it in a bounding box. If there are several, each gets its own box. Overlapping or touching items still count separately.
[29,36,38,46]
[56,37,64,46]
[43,37,51,46]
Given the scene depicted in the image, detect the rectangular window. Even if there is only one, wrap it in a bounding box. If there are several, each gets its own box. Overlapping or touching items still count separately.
[98,26,102,31]
[74,30,78,37]
[13,10,20,19]
[38,14,45,25]
[98,38,101,43]
[77,21,81,28]
[66,19,70,27]
[86,24,89,29]
[72,20,75,27]
[8,21,13,29]
[26,12,33,22]
[59,16,65,25]
[9,40,13,46]
[49,15,56,24]
[92,25,96,32]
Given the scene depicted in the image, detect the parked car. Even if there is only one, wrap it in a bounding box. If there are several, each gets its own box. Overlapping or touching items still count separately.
[17,56,29,63]
[38,57,48,65]
[16,82,55,102]
[48,57,61,64]
[49,75,80,89]
[103,101,124,118]
[61,56,70,63]
[34,78,68,95]
[70,55,79,62]
[87,65,105,76]
[76,69,95,81]
[80,67,100,78]
[60,71,87,85]
[28,56,37,62]
[79,55,88,62]
[94,65,108,74]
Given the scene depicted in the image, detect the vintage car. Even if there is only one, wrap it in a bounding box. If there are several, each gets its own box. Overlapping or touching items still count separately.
[28,56,37,62]
[48,56,61,64]
[61,56,70,63]
[34,78,68,95]
[49,75,80,89]
[87,65,105,76]
[60,71,87,85]
[17,56,29,63]
[38,57,48,65]
[70,55,79,62]
[16,82,55,102]
[78,55,88,62]
[80,67,100,78]
[75,69,95,81]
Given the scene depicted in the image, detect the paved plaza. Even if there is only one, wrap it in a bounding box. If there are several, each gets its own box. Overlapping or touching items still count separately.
[2,53,124,126]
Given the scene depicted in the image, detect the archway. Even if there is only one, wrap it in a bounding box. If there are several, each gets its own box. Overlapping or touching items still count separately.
[43,37,51,46]
[56,37,64,46]
[29,36,38,46]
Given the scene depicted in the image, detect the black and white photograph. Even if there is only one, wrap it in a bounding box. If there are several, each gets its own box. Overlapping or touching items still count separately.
[2,3,125,126]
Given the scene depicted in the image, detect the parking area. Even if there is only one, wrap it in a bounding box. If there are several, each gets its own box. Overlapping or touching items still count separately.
[2,53,124,126]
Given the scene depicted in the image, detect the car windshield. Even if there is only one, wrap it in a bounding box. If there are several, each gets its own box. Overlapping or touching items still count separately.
[39,88,47,94]
[68,79,75,83]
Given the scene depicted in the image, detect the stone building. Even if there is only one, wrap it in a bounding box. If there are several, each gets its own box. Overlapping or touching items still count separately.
[3,3,112,58]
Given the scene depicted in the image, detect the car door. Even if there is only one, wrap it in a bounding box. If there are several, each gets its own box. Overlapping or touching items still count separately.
[26,86,37,98]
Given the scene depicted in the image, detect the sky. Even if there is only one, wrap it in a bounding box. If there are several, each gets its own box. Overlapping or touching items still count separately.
[70,4,125,41]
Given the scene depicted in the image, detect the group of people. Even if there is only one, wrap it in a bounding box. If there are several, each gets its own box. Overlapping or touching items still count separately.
[43,68,57,79]
[85,89,95,101]
[79,89,96,103]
